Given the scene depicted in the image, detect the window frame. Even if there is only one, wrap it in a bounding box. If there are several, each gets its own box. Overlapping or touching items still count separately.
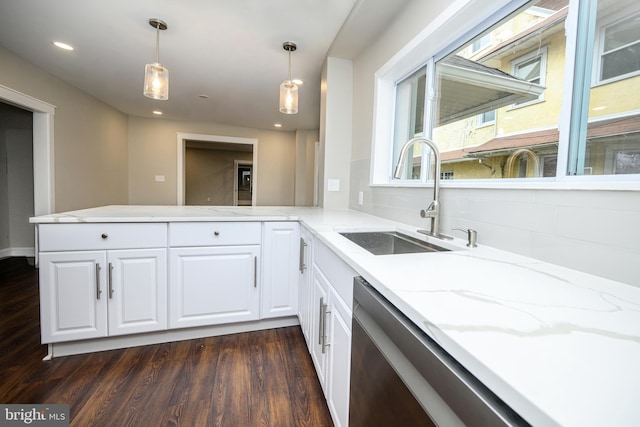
[592,10,640,86]
[370,0,640,191]
[508,45,548,109]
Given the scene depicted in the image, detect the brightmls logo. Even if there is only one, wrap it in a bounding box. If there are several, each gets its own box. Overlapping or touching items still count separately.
[1,405,69,426]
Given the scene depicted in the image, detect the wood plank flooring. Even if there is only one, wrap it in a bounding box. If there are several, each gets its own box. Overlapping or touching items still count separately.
[0,257,333,426]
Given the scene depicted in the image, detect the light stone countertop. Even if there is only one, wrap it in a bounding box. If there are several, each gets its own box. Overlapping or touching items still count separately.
[31,205,640,427]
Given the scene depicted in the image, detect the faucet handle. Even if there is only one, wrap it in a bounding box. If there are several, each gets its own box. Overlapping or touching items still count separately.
[453,228,477,247]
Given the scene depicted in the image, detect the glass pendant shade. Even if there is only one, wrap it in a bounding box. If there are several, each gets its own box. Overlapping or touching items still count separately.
[143,62,169,100]
[279,80,298,114]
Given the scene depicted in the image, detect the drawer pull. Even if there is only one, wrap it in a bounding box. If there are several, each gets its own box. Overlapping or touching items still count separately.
[101,233,108,239]
[214,231,220,236]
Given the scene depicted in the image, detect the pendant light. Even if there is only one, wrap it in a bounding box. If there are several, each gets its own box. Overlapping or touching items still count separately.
[279,42,298,114]
[143,18,169,100]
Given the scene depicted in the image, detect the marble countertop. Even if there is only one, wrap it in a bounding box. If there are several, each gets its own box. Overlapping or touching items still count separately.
[31,205,640,426]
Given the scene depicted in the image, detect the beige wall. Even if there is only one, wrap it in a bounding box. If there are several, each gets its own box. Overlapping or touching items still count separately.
[185,148,253,206]
[0,47,129,212]
[128,117,296,206]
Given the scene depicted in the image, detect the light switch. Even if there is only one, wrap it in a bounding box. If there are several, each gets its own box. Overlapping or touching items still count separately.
[155,175,165,182]
[328,179,340,192]
[358,191,364,205]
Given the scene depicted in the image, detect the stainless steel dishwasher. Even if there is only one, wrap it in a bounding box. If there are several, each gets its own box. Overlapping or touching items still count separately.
[349,276,529,426]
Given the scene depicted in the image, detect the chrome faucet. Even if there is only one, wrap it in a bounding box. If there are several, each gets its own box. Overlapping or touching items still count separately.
[393,137,451,239]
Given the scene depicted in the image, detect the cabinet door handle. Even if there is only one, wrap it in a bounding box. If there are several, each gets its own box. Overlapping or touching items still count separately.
[95,263,102,300]
[321,302,331,354]
[254,256,258,288]
[318,297,324,346]
[299,238,307,273]
[108,262,114,298]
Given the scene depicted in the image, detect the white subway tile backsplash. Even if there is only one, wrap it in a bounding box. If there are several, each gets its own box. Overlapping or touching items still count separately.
[348,159,637,286]
[531,233,639,285]
[556,207,640,249]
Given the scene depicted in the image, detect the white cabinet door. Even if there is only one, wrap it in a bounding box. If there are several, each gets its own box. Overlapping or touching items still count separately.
[261,222,300,318]
[327,289,352,427]
[298,227,313,344]
[169,246,260,329]
[39,251,108,343]
[310,266,330,392]
[107,248,167,336]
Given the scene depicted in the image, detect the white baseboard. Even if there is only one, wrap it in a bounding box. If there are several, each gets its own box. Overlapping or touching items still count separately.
[0,247,35,259]
[46,316,300,358]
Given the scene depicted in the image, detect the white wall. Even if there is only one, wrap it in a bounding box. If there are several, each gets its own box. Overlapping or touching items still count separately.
[320,57,353,209]
[346,0,640,286]
[295,129,319,206]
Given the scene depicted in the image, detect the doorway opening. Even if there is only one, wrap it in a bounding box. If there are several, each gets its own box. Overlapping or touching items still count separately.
[234,161,253,206]
[177,133,258,206]
[0,85,55,260]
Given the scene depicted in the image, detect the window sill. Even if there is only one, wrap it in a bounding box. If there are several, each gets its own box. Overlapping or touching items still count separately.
[372,176,640,191]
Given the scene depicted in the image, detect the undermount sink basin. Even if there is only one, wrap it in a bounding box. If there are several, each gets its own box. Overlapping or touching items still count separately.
[339,231,450,255]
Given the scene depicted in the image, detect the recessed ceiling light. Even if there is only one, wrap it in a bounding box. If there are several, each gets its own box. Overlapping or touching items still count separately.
[592,106,607,111]
[153,110,163,115]
[292,79,303,85]
[53,41,74,51]
[198,94,209,99]
[274,123,282,128]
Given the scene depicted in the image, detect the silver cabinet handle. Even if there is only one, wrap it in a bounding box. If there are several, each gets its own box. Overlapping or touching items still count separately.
[321,301,331,354]
[108,262,114,298]
[318,297,324,346]
[95,263,102,299]
[254,256,258,288]
[299,238,307,273]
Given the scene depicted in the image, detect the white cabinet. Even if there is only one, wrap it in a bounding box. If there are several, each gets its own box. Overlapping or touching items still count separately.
[326,287,352,427]
[304,238,356,427]
[107,249,167,336]
[261,222,300,319]
[38,224,168,344]
[310,265,330,391]
[298,225,313,344]
[169,246,260,329]
[39,251,107,343]
[168,222,262,330]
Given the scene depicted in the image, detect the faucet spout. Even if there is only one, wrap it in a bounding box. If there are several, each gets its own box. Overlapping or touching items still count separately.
[394,137,449,239]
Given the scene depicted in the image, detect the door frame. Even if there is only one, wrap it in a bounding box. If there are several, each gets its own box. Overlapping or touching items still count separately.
[233,160,253,206]
[0,84,56,216]
[176,133,258,206]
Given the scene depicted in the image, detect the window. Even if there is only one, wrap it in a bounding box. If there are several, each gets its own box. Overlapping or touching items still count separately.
[471,33,492,54]
[376,0,640,185]
[510,46,547,107]
[598,14,640,82]
[392,68,427,180]
[477,110,496,127]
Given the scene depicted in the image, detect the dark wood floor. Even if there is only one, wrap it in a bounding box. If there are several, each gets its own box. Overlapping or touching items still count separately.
[0,256,333,426]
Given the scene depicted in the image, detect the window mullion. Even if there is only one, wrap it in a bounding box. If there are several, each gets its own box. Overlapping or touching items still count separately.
[566,0,598,176]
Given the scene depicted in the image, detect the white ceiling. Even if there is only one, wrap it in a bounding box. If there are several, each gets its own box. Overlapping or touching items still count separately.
[0,0,407,132]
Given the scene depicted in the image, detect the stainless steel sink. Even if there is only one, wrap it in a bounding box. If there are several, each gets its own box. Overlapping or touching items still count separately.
[339,231,450,255]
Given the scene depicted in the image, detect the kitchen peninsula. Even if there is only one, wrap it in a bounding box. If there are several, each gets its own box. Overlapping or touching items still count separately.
[31,205,640,427]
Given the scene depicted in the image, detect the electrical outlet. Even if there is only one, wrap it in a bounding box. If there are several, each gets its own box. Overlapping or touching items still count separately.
[328,179,340,192]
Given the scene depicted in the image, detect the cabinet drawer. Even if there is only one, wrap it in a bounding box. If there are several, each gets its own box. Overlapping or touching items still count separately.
[38,223,167,251]
[169,222,261,247]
